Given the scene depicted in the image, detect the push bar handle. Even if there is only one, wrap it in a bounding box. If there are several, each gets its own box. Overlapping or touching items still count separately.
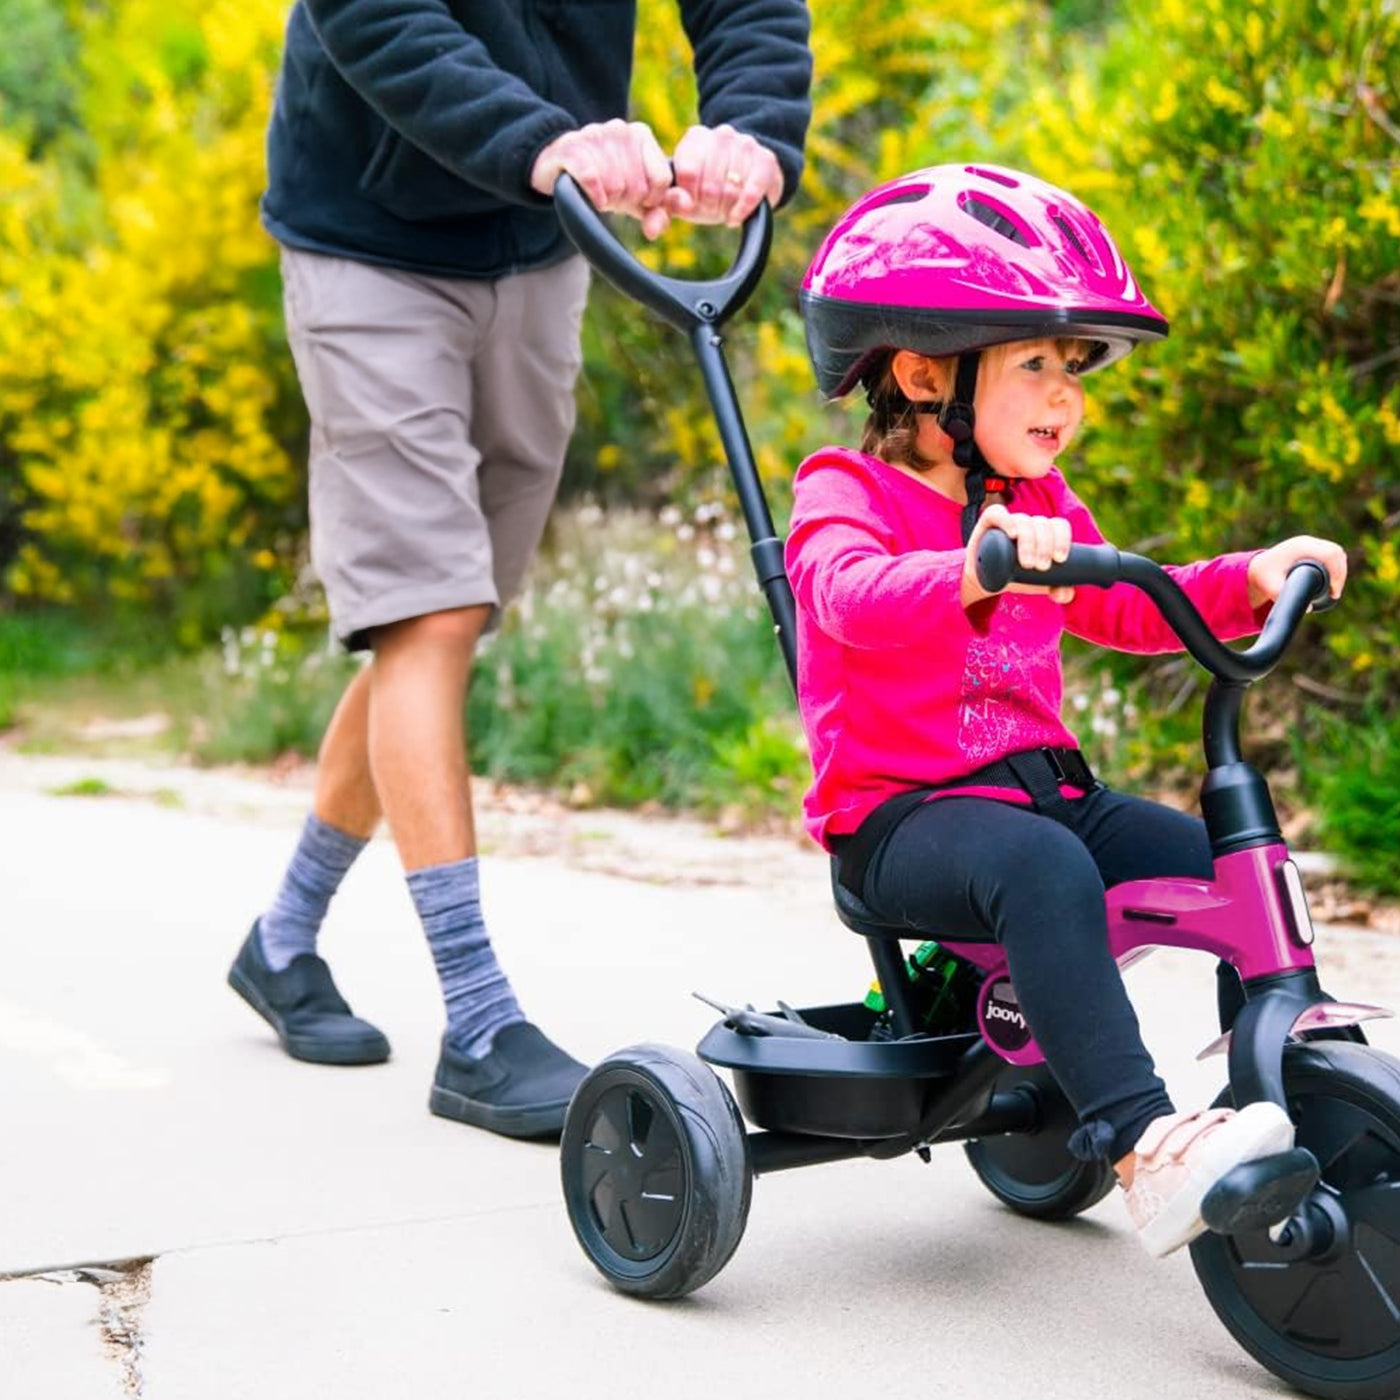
[552,173,774,335]
[974,529,1330,683]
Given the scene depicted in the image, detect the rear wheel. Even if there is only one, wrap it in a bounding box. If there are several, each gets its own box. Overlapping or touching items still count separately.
[1190,1041,1400,1399]
[964,1063,1116,1220]
[560,1044,752,1300]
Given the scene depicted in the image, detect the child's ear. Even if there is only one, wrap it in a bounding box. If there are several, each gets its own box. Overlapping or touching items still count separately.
[891,350,947,404]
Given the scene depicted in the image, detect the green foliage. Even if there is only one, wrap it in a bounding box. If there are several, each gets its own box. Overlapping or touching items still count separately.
[1309,712,1400,896]
[466,506,804,815]
[161,506,807,822]
[0,0,81,153]
[191,627,360,766]
[48,776,116,797]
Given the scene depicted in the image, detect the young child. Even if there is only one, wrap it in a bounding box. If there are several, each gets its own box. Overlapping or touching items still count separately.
[786,163,1348,1258]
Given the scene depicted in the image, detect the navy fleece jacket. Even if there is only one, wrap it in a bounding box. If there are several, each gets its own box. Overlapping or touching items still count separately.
[261,0,812,279]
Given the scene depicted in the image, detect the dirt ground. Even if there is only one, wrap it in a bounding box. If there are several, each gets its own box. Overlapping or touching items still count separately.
[4,742,1397,935]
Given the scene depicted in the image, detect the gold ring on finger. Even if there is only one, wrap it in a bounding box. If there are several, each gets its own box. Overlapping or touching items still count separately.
[724,170,743,186]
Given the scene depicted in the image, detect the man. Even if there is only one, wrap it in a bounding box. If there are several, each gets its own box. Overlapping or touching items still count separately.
[228,0,812,1138]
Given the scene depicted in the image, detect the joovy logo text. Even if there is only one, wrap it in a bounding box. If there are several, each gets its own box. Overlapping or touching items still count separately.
[979,977,1033,1054]
[986,1001,1026,1029]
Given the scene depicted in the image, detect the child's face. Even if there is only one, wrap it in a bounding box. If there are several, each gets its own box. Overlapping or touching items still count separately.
[973,338,1087,479]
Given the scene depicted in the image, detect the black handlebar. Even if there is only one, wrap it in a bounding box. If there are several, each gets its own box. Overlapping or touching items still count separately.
[974,529,1331,684]
[552,173,774,334]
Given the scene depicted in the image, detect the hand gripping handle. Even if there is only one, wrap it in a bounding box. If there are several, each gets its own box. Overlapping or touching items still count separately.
[973,527,1332,682]
[552,173,773,334]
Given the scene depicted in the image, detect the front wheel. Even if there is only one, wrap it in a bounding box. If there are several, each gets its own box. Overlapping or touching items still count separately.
[1190,1041,1400,1400]
[560,1043,752,1300]
[963,1063,1117,1220]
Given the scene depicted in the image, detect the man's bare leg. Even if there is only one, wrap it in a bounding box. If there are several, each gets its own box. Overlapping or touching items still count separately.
[365,606,487,869]
[311,664,381,840]
[368,606,587,1135]
[228,650,391,1064]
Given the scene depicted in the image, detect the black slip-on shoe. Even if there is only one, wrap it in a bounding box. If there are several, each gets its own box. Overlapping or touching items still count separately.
[429,1022,588,1139]
[228,922,390,1066]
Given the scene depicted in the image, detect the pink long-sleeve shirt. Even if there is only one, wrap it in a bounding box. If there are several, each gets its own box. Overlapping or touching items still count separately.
[784,448,1266,849]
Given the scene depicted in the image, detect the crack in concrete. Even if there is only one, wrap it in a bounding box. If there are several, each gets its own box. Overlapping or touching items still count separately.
[97,1259,152,1398]
[9,1258,154,1397]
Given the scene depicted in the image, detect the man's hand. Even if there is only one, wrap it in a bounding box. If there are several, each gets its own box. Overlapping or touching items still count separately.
[1246,536,1348,608]
[962,505,1076,608]
[531,119,674,239]
[666,123,784,229]
[533,119,783,240]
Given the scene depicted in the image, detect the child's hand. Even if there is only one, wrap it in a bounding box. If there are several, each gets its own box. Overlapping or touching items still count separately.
[962,505,1076,607]
[1246,537,1348,609]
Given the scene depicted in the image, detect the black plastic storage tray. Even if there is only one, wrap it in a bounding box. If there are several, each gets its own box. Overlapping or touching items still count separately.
[696,1001,979,1139]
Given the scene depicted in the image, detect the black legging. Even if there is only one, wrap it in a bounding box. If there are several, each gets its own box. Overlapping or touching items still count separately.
[860,786,1214,1163]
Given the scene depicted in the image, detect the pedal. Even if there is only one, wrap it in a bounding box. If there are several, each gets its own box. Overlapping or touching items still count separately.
[1201,1148,1321,1235]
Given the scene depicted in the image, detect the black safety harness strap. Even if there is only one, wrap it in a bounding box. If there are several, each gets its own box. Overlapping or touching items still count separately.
[831,746,1099,895]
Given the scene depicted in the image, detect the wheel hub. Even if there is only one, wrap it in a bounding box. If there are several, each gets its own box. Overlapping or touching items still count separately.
[581,1085,686,1262]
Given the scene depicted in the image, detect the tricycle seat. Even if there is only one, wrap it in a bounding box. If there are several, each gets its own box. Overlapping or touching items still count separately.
[830,858,912,939]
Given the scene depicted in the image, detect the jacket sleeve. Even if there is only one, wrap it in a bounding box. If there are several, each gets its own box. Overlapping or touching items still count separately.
[785,459,974,650]
[1058,480,1266,652]
[680,0,813,203]
[301,0,580,206]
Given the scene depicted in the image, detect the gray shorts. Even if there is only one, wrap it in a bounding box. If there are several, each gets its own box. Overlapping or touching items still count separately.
[280,247,591,650]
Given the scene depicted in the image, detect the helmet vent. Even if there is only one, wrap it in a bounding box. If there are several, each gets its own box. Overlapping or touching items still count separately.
[863,184,928,214]
[1050,212,1095,268]
[962,196,1033,247]
[966,166,1019,189]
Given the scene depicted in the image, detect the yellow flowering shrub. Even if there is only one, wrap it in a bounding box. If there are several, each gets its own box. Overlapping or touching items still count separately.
[0,0,297,640]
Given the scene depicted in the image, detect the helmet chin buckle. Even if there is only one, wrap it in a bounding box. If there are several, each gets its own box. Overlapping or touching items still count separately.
[939,402,975,445]
[943,352,983,472]
[940,403,978,471]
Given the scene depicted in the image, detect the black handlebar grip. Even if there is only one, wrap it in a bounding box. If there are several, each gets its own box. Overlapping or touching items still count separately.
[975,530,1124,593]
[1291,560,1336,613]
[975,529,1018,592]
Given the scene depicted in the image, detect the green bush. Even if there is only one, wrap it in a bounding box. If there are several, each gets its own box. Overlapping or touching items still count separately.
[0,0,81,153]
[1309,712,1400,895]
[192,626,359,766]
[467,505,805,815]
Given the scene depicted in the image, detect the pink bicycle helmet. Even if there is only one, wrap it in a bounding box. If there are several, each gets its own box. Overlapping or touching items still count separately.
[801,163,1168,399]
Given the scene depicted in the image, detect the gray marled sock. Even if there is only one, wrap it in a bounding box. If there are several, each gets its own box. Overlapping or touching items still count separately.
[258,813,368,972]
[407,856,524,1059]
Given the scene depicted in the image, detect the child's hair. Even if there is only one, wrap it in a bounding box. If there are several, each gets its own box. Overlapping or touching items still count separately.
[859,350,950,469]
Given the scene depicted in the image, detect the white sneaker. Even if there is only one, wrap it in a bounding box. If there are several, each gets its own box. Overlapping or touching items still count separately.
[1123,1101,1295,1258]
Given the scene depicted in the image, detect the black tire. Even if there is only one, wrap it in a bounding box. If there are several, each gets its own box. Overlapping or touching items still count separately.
[1190,1041,1400,1400]
[963,1062,1117,1220]
[560,1043,753,1300]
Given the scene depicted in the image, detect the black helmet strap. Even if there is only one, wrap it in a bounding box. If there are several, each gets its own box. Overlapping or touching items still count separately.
[936,352,1008,545]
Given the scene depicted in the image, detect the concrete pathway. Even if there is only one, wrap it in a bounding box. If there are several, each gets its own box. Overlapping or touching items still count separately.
[1,763,1396,1399]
